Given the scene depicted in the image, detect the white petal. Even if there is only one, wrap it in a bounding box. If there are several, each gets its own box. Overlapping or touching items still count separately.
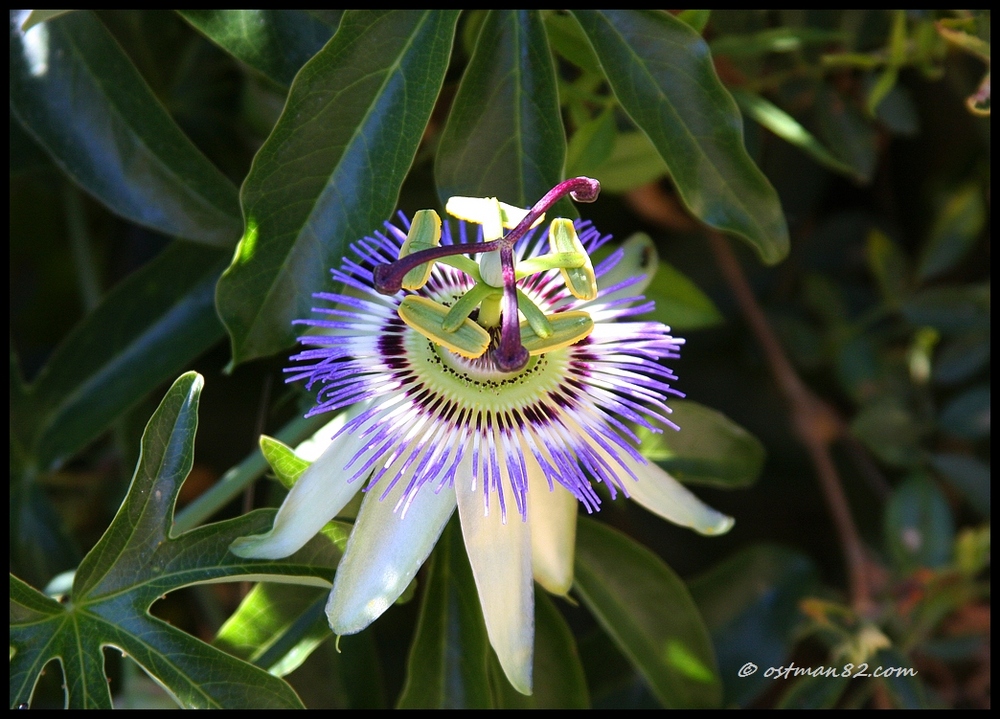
[526,454,577,596]
[327,466,456,635]
[622,451,734,535]
[230,418,381,559]
[456,455,534,695]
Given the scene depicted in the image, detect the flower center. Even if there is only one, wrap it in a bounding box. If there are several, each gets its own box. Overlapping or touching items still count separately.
[372,178,603,373]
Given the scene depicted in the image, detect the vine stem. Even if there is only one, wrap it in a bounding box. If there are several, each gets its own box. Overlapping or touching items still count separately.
[706,230,872,614]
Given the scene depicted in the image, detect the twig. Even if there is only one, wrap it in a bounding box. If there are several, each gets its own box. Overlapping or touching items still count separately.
[705,230,872,613]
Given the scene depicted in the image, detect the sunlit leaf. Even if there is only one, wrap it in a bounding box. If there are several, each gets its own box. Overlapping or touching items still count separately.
[690,545,818,707]
[9,10,242,245]
[436,10,567,215]
[574,518,721,708]
[216,10,459,366]
[10,373,337,709]
[730,89,860,180]
[572,10,789,264]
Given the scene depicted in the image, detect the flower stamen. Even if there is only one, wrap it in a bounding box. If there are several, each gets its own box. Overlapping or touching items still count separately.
[372,177,603,371]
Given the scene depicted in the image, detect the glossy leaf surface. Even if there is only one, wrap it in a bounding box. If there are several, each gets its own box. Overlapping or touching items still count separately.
[9,11,242,245]
[574,518,721,708]
[217,10,459,365]
[572,10,789,264]
[436,10,566,213]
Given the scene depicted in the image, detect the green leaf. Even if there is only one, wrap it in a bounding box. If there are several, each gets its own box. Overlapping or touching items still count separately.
[589,131,670,193]
[489,591,589,708]
[565,109,616,180]
[850,396,924,468]
[214,522,350,676]
[11,373,338,709]
[638,400,765,489]
[885,474,955,572]
[932,330,990,385]
[776,673,850,709]
[543,11,604,77]
[901,284,990,334]
[917,183,986,280]
[676,10,711,35]
[929,453,990,516]
[574,518,721,708]
[25,243,228,470]
[814,84,877,185]
[709,26,846,58]
[259,435,313,490]
[643,261,725,331]
[730,89,860,180]
[572,10,789,264]
[436,10,567,215]
[397,518,493,709]
[866,228,911,307]
[18,9,75,32]
[216,10,459,366]
[873,648,929,708]
[938,385,990,440]
[9,10,242,245]
[178,10,341,88]
[689,545,818,708]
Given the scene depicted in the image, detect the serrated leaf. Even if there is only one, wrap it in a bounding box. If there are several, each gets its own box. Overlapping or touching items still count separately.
[9,10,241,245]
[178,10,341,88]
[397,518,493,709]
[574,518,721,708]
[489,591,589,708]
[10,373,337,709]
[23,242,228,470]
[216,10,458,366]
[572,10,789,264]
[436,10,567,216]
[643,261,724,331]
[689,545,818,707]
[638,400,765,489]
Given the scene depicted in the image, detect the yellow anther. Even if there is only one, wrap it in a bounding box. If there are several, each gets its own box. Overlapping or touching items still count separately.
[397,296,491,359]
[549,219,598,301]
[399,210,442,290]
[520,311,594,355]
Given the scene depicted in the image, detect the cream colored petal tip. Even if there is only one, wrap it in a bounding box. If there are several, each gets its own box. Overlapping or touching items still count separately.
[456,474,533,695]
[327,480,456,635]
[627,457,735,536]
